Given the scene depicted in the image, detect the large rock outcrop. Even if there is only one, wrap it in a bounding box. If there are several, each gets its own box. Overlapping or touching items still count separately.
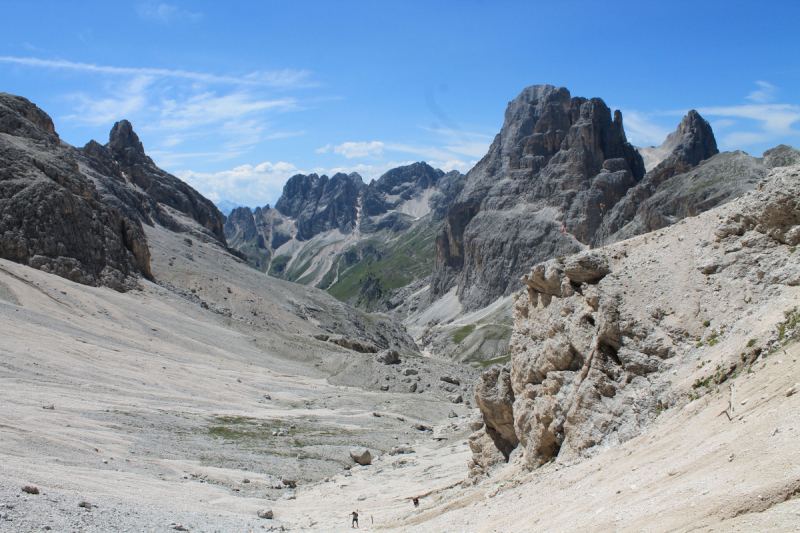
[275,172,364,241]
[601,119,800,245]
[0,93,151,291]
[469,161,800,474]
[430,84,646,311]
[80,121,228,246]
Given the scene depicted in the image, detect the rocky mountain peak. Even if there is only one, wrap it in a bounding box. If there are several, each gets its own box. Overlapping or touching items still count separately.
[659,109,718,167]
[0,93,59,143]
[79,121,228,246]
[431,84,645,310]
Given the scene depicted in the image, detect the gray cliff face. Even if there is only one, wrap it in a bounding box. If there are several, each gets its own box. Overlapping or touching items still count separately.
[600,115,800,246]
[468,161,800,477]
[226,162,466,299]
[275,172,365,241]
[79,121,228,246]
[0,93,151,291]
[430,85,645,311]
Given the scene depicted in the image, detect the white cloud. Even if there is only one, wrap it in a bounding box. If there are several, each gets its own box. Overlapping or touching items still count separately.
[619,110,673,147]
[746,81,777,104]
[176,161,299,207]
[135,3,202,23]
[384,142,452,160]
[315,143,332,154]
[64,75,153,125]
[333,141,384,158]
[0,56,311,88]
[443,141,490,158]
[697,103,800,136]
[711,119,737,130]
[427,159,476,173]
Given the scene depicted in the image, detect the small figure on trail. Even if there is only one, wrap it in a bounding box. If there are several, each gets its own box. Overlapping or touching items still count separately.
[561,221,566,234]
[351,510,359,528]
[413,497,419,508]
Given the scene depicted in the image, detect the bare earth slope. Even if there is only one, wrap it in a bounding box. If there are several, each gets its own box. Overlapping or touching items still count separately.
[0,216,477,532]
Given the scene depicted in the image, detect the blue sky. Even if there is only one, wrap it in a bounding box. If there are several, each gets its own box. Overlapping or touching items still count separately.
[2,1,798,208]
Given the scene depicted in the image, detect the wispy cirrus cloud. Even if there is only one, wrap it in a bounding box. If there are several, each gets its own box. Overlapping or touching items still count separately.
[1,55,315,158]
[333,141,385,158]
[0,56,311,87]
[745,81,777,104]
[618,110,674,147]
[136,3,203,23]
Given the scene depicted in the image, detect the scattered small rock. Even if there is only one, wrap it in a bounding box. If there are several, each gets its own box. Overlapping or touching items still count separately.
[376,349,401,365]
[21,486,39,495]
[468,411,485,431]
[281,477,296,488]
[42,405,54,410]
[413,423,432,432]
[389,445,414,455]
[451,394,463,404]
[786,384,798,397]
[350,448,373,465]
[257,508,274,519]
[440,376,460,385]
[78,501,93,510]
[172,525,190,532]
[242,478,250,484]
[448,410,458,418]
[282,491,296,500]
[402,368,418,376]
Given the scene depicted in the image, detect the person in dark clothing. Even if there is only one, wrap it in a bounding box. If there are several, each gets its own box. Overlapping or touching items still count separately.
[413,497,419,508]
[351,510,359,528]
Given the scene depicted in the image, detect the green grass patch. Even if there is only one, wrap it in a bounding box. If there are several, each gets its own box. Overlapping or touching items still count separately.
[452,324,476,344]
[474,354,511,368]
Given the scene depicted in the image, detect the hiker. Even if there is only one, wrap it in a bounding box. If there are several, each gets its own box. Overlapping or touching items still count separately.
[413,497,419,508]
[351,510,359,528]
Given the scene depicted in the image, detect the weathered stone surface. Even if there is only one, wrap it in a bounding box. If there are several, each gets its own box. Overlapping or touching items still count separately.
[474,365,518,458]
[375,349,401,365]
[275,172,364,240]
[349,447,373,465]
[257,508,274,519]
[430,84,645,311]
[0,93,151,291]
[471,162,800,471]
[80,120,227,246]
[598,116,799,247]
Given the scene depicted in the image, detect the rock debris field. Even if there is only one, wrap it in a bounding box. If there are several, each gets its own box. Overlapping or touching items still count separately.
[2,167,800,532]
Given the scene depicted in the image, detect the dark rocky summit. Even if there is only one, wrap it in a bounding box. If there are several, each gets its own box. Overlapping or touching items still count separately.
[430,85,646,311]
[80,120,228,245]
[600,118,800,246]
[275,172,364,240]
[226,162,465,287]
[0,93,151,290]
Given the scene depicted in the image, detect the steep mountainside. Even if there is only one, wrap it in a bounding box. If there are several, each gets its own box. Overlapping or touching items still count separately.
[470,161,800,476]
[225,85,796,370]
[224,162,465,312]
[79,120,229,246]
[0,92,418,355]
[429,84,646,311]
[0,93,151,291]
[599,113,800,245]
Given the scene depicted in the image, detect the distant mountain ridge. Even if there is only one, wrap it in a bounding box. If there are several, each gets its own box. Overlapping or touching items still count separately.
[224,84,799,364]
[224,162,465,302]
